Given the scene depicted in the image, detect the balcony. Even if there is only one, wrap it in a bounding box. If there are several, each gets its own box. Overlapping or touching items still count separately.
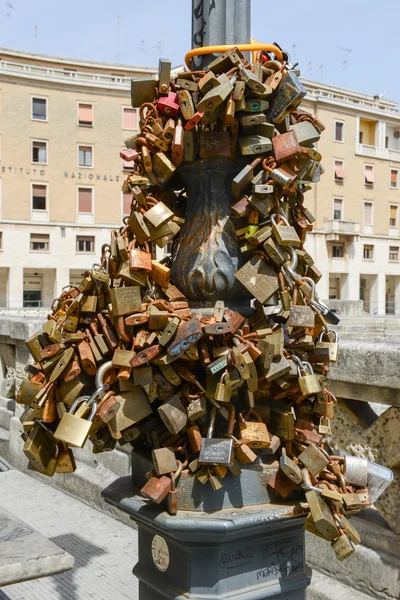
[356,144,400,163]
[324,220,360,241]
[357,143,377,158]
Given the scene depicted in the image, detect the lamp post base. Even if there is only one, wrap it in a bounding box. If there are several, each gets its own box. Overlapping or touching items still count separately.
[102,478,311,600]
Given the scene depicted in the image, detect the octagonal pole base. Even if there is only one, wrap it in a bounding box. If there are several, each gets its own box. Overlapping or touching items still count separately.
[102,480,311,599]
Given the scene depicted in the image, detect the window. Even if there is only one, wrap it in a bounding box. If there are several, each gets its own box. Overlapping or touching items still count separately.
[390,169,399,189]
[23,291,41,308]
[364,164,375,185]
[333,198,343,220]
[334,120,344,142]
[78,103,93,126]
[32,184,47,211]
[364,202,373,227]
[122,192,132,216]
[32,140,47,164]
[389,246,399,262]
[0,232,2,250]
[30,233,49,251]
[334,160,344,181]
[122,107,138,130]
[363,244,374,260]
[78,145,93,168]
[76,236,95,253]
[359,131,364,144]
[332,244,344,258]
[390,205,398,228]
[77,187,93,213]
[32,97,47,120]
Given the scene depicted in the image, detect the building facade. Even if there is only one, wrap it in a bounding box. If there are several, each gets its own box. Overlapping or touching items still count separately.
[0,48,400,314]
[0,48,156,308]
[301,80,400,315]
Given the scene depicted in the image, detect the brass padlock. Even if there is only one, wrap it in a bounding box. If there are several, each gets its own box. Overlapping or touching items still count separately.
[287,286,316,329]
[54,395,98,448]
[298,445,329,476]
[214,371,231,403]
[238,409,270,448]
[110,286,142,316]
[157,394,188,435]
[129,240,152,273]
[23,423,58,472]
[280,447,302,484]
[297,360,321,396]
[316,329,339,362]
[142,197,174,229]
[270,214,301,247]
[235,255,279,305]
[331,533,355,561]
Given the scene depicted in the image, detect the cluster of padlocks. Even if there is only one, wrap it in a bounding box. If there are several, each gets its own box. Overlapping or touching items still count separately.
[18,46,375,561]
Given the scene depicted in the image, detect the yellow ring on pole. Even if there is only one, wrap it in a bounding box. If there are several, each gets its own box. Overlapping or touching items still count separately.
[185,44,283,69]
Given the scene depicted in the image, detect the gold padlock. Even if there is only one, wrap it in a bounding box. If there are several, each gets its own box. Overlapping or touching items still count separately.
[238,409,270,448]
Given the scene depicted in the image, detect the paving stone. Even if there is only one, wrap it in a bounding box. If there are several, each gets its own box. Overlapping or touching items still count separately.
[0,470,138,600]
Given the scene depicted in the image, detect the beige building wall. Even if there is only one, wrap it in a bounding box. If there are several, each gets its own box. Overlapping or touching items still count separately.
[0,48,156,308]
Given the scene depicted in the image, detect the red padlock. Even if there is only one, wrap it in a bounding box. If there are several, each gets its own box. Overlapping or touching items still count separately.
[157,92,180,117]
[129,240,152,273]
[119,148,139,162]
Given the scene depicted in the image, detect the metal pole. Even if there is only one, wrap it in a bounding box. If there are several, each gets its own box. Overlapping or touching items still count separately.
[191,0,251,69]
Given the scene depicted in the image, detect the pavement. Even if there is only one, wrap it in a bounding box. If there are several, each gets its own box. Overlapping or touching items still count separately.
[0,468,365,600]
[0,470,138,600]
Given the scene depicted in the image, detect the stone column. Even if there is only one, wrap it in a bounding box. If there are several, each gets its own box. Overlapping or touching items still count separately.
[55,266,70,298]
[8,266,23,308]
[373,272,386,316]
[394,276,400,316]
[346,270,360,301]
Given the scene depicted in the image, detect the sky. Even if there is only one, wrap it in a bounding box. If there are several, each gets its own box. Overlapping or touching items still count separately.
[0,0,399,103]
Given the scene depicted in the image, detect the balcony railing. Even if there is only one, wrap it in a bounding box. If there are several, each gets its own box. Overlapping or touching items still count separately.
[0,58,153,89]
[357,143,377,158]
[356,143,400,162]
[325,220,360,235]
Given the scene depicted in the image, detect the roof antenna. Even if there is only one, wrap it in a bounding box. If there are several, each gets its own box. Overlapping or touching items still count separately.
[337,46,352,86]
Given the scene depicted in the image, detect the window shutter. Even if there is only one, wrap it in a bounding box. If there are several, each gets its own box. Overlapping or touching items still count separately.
[78,188,93,213]
[32,184,46,197]
[364,203,372,225]
[79,104,93,123]
[335,161,344,179]
[123,108,137,130]
[365,166,375,183]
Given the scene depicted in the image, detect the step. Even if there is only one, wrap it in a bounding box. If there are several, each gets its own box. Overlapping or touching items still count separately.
[305,532,400,600]
[307,570,375,600]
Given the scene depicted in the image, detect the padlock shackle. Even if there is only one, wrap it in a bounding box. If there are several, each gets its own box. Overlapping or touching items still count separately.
[243,408,263,423]
[207,406,217,439]
[95,361,114,389]
[68,395,91,414]
[184,43,283,69]
[318,328,339,343]
[226,404,236,436]
[299,276,315,301]
[270,213,290,228]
